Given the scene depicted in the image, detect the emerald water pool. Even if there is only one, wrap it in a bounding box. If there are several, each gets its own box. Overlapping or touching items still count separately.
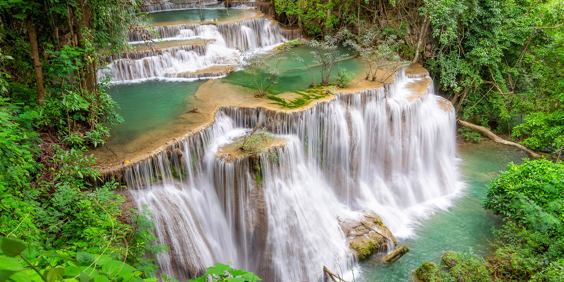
[225,46,363,94]
[107,80,202,145]
[147,8,246,24]
[359,142,527,281]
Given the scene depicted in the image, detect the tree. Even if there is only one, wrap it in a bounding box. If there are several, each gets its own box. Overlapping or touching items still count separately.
[346,26,405,82]
[0,0,141,147]
[307,34,346,85]
[247,54,281,97]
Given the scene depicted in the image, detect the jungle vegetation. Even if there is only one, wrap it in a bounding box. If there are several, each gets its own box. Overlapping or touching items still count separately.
[0,0,562,281]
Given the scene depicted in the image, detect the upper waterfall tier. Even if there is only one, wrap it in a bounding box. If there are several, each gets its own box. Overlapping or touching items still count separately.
[139,0,223,12]
[119,66,462,281]
[99,14,294,83]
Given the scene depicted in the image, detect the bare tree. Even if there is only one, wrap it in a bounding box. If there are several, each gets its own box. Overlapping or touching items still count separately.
[247,54,282,97]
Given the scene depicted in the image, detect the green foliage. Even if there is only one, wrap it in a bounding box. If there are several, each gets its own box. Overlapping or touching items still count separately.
[335,69,352,88]
[458,127,481,143]
[0,236,154,282]
[441,251,489,282]
[241,131,273,154]
[513,110,564,155]
[421,0,564,150]
[268,88,328,109]
[0,98,38,190]
[417,159,564,281]
[485,159,564,227]
[247,53,283,97]
[415,262,454,282]
[307,34,348,85]
[345,25,406,81]
[189,263,261,282]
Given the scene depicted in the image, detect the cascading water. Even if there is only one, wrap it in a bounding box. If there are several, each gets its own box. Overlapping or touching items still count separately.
[99,15,292,83]
[138,0,223,13]
[124,68,463,281]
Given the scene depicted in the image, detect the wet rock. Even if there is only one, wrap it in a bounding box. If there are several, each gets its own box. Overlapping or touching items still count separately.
[340,211,397,260]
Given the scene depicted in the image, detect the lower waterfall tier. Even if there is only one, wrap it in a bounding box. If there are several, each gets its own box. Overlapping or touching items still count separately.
[124,68,462,281]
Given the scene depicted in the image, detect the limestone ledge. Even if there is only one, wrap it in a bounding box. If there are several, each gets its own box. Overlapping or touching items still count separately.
[94,63,449,177]
[150,9,264,27]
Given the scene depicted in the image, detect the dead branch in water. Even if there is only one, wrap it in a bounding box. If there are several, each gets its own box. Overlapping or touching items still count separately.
[323,266,347,282]
[457,119,540,158]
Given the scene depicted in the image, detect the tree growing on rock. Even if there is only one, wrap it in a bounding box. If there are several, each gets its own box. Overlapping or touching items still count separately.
[247,53,282,97]
[346,26,406,82]
[307,34,347,86]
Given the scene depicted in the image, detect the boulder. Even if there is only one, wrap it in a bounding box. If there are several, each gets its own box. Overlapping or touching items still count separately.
[340,211,397,260]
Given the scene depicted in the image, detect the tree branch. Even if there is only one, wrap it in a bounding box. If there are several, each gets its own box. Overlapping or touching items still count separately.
[532,24,563,30]
[458,119,540,158]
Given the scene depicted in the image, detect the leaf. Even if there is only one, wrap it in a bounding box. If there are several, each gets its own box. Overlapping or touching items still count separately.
[241,272,262,281]
[189,276,207,282]
[0,237,26,257]
[78,272,91,282]
[64,266,88,277]
[44,267,64,282]
[77,252,95,265]
[91,273,110,282]
[206,263,230,276]
[100,260,136,280]
[0,269,19,281]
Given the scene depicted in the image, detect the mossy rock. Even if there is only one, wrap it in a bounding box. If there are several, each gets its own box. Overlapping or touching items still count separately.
[350,237,376,260]
[415,262,440,282]
[442,251,489,282]
[441,251,461,268]
[341,211,397,260]
[216,130,286,162]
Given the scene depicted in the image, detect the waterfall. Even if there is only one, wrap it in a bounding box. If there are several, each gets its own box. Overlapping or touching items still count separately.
[99,17,291,83]
[124,69,462,280]
[138,0,223,13]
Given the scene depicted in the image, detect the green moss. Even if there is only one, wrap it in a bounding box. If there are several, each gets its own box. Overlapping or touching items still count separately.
[415,262,440,281]
[240,130,274,154]
[441,251,460,268]
[267,88,328,109]
[351,239,376,260]
[441,251,489,282]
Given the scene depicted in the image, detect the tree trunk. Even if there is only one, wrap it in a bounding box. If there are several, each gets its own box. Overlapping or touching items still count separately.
[26,18,45,105]
[458,119,540,158]
[413,15,429,63]
[78,0,97,92]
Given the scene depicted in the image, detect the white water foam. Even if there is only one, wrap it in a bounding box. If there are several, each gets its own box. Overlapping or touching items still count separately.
[125,68,463,280]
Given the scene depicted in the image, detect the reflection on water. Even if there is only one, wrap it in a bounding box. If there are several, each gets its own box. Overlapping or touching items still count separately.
[224,46,363,94]
[147,8,246,24]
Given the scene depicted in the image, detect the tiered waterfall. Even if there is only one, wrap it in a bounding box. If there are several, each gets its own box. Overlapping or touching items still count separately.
[124,69,462,281]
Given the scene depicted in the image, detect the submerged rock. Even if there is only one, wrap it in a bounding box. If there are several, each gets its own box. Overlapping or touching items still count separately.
[340,212,397,260]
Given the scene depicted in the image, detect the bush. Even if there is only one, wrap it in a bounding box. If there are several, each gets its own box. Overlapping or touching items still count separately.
[416,159,564,280]
[484,159,564,228]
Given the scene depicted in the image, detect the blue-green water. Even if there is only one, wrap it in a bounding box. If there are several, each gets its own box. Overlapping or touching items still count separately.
[224,46,363,94]
[147,8,245,24]
[360,142,527,281]
[108,80,203,144]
